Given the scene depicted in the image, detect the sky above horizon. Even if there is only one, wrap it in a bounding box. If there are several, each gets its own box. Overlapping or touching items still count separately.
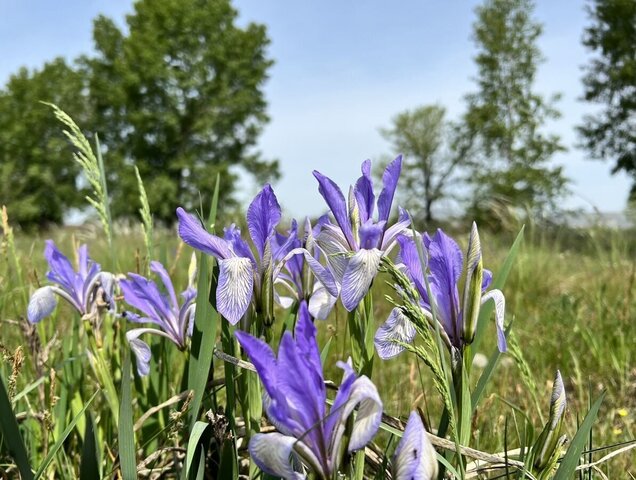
[1,0,631,219]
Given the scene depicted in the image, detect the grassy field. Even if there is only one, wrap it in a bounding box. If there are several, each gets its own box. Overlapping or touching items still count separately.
[1,218,634,478]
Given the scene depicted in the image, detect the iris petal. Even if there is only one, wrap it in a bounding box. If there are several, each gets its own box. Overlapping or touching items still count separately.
[381,207,411,253]
[392,411,438,480]
[374,308,416,359]
[27,286,57,323]
[150,261,179,311]
[377,155,402,223]
[480,289,506,352]
[341,248,383,311]
[274,247,339,299]
[217,257,254,325]
[176,207,232,259]
[126,328,156,376]
[44,240,77,293]
[308,283,337,320]
[354,159,375,223]
[327,361,383,466]
[246,184,282,259]
[248,433,305,480]
[316,224,350,283]
[313,170,356,250]
[235,330,278,396]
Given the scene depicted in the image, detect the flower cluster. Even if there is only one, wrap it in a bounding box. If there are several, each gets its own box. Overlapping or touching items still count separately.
[26,155,523,479]
[120,261,197,376]
[375,223,506,359]
[27,240,115,324]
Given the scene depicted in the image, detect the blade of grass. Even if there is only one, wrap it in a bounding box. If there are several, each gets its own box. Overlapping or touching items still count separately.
[553,392,606,480]
[0,373,33,480]
[34,390,99,479]
[320,336,333,366]
[79,414,100,480]
[118,350,136,480]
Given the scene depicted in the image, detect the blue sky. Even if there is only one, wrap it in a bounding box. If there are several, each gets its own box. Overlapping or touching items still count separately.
[1,0,631,218]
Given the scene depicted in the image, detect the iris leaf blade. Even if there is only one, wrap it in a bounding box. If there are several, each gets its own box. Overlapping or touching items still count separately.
[118,350,136,480]
[553,392,605,480]
[187,174,220,429]
[0,372,33,480]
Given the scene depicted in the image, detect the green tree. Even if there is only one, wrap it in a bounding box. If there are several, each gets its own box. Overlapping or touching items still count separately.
[579,0,636,202]
[0,58,88,228]
[462,0,568,221]
[85,0,278,223]
[380,105,466,224]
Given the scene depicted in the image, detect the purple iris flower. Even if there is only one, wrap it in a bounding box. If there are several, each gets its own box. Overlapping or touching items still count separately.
[375,224,506,359]
[272,216,337,320]
[120,261,196,376]
[27,240,115,323]
[313,156,410,311]
[177,185,338,325]
[392,411,438,480]
[235,301,383,479]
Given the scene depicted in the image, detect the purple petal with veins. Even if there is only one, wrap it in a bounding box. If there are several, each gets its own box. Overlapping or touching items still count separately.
[377,155,402,223]
[313,170,356,250]
[176,207,232,259]
[246,184,281,259]
[354,159,375,223]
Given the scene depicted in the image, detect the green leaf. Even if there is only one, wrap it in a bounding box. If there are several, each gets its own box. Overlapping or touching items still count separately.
[191,445,206,480]
[553,392,606,480]
[187,174,221,429]
[218,437,238,478]
[118,350,137,480]
[185,421,209,476]
[320,336,333,366]
[471,322,513,412]
[79,414,100,480]
[34,390,99,479]
[0,373,33,480]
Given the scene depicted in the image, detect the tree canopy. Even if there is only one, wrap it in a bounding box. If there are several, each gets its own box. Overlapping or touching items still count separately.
[579,0,636,202]
[462,0,568,221]
[0,0,277,228]
[380,105,465,224]
[0,59,88,228]
[85,0,278,223]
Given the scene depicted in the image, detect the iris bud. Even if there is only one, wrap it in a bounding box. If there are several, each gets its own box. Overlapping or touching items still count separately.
[461,222,483,345]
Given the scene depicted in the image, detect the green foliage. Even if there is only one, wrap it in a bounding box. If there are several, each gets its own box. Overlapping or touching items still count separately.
[579,0,636,202]
[0,59,87,229]
[0,372,33,479]
[462,0,568,222]
[84,0,279,224]
[380,105,466,225]
[118,352,136,480]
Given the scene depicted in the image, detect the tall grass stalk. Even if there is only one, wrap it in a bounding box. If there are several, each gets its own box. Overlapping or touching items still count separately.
[45,103,115,265]
[134,166,153,274]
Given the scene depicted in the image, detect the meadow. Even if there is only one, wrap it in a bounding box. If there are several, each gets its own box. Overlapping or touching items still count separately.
[0,109,634,480]
[1,214,634,478]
